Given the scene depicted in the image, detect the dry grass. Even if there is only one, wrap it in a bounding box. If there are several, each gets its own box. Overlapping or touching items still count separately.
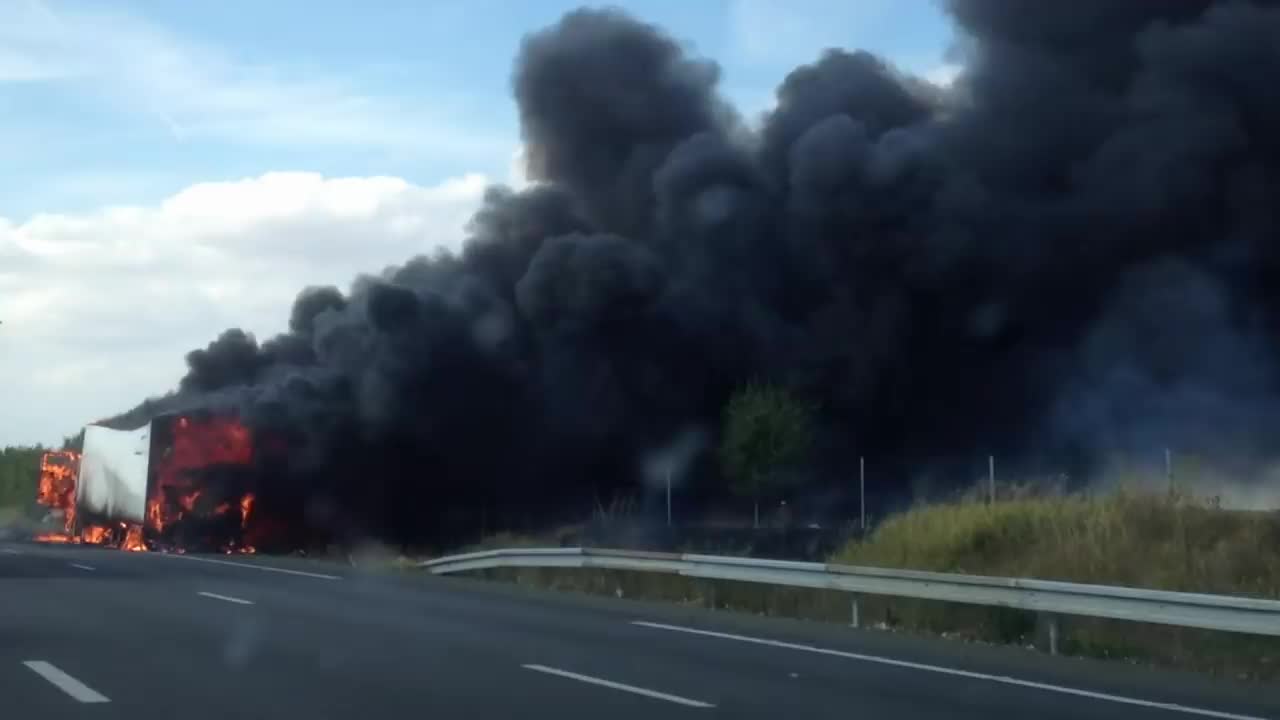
[835,486,1280,597]
[830,486,1280,680]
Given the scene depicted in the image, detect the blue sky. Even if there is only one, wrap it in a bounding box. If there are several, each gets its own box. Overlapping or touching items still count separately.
[0,0,957,445]
[2,0,955,219]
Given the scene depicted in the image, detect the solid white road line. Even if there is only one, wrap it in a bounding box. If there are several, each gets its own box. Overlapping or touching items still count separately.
[159,553,342,580]
[69,563,95,571]
[632,621,1268,720]
[197,591,254,605]
[22,661,110,703]
[522,664,714,708]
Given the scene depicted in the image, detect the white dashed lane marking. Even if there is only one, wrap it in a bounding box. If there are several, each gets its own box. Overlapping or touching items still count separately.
[23,661,110,703]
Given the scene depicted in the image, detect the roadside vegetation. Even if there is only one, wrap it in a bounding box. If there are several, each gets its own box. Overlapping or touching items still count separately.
[451,485,1280,682]
[835,484,1280,596]
[832,486,1280,680]
[0,445,45,513]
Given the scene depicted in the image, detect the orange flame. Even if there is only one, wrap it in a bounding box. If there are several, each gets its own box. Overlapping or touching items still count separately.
[179,490,202,513]
[240,493,255,530]
[148,415,253,535]
[121,524,147,552]
[33,451,82,544]
[36,451,79,509]
[146,498,164,533]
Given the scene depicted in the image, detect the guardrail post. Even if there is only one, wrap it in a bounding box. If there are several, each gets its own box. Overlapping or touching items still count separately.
[850,595,861,629]
[1039,612,1060,656]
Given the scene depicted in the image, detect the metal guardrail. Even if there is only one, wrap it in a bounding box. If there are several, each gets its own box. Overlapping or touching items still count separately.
[420,547,1280,654]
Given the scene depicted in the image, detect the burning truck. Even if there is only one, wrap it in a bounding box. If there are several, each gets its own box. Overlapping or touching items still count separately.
[34,413,288,553]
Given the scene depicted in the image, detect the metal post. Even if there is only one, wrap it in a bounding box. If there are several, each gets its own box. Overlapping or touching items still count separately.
[850,595,861,629]
[859,456,866,532]
[1165,448,1173,493]
[1047,614,1059,656]
[988,455,995,504]
[666,466,672,527]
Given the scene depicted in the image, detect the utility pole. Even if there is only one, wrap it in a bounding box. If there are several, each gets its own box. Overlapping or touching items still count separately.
[859,456,866,532]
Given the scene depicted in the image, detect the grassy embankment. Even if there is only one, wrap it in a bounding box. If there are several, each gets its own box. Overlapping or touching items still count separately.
[454,487,1280,681]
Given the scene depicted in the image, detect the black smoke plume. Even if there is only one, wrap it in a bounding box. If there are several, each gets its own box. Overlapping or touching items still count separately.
[107,1,1280,543]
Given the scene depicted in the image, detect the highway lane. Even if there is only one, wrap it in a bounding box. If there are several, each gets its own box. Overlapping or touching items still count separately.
[0,543,542,719]
[3,540,1279,719]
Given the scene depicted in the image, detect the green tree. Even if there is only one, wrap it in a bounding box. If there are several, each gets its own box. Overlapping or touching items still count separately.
[62,429,85,453]
[718,382,814,528]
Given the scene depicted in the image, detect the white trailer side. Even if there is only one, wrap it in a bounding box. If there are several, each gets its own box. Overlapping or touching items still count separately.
[74,424,152,525]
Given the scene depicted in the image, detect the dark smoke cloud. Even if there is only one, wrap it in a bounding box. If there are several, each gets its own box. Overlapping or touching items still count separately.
[515,8,734,235]
[108,1,1280,542]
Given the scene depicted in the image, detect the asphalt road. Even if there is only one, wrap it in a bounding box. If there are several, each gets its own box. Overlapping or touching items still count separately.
[3,540,1278,719]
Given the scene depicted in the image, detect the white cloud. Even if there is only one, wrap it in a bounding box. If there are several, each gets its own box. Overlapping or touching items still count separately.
[507,146,531,191]
[0,0,504,156]
[924,63,963,88]
[0,171,489,445]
